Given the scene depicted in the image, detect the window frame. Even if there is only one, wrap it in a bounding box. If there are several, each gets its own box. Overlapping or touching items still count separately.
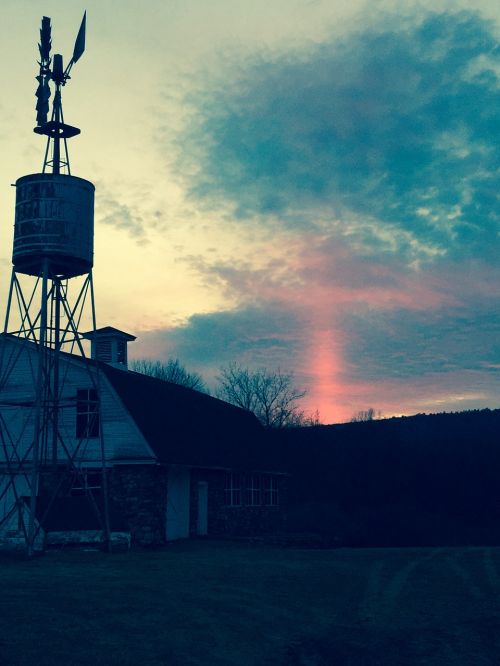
[71,471,103,496]
[245,474,262,506]
[263,475,279,506]
[224,473,242,507]
[76,388,100,439]
[116,339,127,365]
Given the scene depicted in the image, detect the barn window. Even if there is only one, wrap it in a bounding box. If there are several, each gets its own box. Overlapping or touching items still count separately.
[245,474,261,506]
[224,473,242,506]
[263,475,279,506]
[76,388,100,438]
[71,471,102,496]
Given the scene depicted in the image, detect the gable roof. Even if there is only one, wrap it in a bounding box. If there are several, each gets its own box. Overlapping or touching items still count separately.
[101,364,282,473]
[81,326,136,341]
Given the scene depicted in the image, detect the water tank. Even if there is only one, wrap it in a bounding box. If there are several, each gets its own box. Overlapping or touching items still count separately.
[13,173,95,278]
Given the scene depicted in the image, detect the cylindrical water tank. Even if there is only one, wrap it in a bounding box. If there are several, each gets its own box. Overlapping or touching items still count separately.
[13,173,95,278]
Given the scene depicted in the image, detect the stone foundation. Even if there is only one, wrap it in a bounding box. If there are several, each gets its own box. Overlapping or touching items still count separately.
[109,464,168,545]
[5,465,286,549]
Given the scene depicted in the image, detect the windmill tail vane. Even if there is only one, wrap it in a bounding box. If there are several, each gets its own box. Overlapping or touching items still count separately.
[72,12,86,65]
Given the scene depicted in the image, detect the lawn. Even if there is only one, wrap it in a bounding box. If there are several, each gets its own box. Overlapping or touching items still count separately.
[1,541,500,665]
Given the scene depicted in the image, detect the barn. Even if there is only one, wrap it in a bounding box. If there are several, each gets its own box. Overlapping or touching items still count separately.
[0,328,286,550]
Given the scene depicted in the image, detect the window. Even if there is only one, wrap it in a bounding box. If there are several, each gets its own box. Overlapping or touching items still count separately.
[71,471,102,495]
[71,471,102,496]
[117,340,127,365]
[224,473,242,506]
[245,474,262,506]
[263,476,279,506]
[76,388,99,438]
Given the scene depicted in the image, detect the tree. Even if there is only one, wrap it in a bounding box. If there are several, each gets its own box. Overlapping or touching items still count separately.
[216,363,310,428]
[300,408,322,427]
[131,358,208,393]
[350,407,381,423]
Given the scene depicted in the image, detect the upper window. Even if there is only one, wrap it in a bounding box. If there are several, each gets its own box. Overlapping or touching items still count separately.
[76,388,100,438]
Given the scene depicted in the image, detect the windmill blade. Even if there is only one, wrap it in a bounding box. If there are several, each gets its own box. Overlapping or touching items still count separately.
[72,12,86,64]
[39,16,51,63]
[35,75,51,126]
[36,16,52,126]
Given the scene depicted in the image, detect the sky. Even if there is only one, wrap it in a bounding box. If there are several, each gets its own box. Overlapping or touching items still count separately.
[0,0,499,424]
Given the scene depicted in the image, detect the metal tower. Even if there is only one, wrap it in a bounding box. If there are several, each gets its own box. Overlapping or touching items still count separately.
[0,14,111,556]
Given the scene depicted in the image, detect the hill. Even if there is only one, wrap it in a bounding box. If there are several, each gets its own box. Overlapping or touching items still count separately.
[273,409,500,546]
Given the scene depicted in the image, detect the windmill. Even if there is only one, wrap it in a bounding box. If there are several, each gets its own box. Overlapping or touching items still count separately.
[0,13,111,556]
[34,13,86,174]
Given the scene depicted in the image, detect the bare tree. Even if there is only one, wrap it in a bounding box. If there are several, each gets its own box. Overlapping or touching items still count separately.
[131,358,208,393]
[216,363,309,428]
[299,408,322,427]
[350,407,381,423]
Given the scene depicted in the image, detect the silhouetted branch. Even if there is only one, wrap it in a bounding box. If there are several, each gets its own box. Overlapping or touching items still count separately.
[131,358,208,393]
[216,363,314,428]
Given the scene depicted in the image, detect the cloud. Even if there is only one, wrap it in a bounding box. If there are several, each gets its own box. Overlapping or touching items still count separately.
[343,300,500,381]
[135,305,303,372]
[95,186,147,240]
[172,10,500,263]
[143,8,500,422]
[178,233,455,314]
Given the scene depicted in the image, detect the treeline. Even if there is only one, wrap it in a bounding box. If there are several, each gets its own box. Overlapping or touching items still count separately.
[272,409,500,547]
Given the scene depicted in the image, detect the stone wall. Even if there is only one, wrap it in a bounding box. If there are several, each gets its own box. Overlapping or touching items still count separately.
[25,465,286,547]
[190,468,287,538]
[37,466,168,546]
[109,464,168,545]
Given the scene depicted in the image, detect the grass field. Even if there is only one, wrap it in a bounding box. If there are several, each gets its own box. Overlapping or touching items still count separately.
[1,541,500,665]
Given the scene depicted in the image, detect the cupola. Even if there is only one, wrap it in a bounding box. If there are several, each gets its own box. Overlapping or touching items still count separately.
[82,326,136,369]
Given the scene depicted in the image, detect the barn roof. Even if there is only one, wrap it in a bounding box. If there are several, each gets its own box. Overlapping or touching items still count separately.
[101,364,282,473]
[0,334,284,473]
[81,326,136,341]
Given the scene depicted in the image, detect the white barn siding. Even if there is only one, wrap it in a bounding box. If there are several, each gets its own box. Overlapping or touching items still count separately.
[0,343,37,463]
[0,473,30,523]
[0,474,44,552]
[0,338,155,467]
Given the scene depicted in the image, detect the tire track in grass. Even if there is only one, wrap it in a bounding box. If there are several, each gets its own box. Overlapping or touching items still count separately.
[358,559,385,622]
[483,548,500,590]
[379,548,444,619]
[358,549,445,626]
[284,549,500,666]
[447,548,500,662]
[447,551,484,602]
